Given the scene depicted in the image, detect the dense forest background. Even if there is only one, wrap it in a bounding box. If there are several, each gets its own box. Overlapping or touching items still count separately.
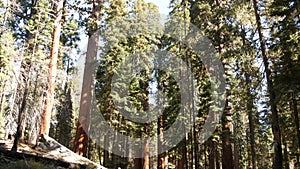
[0,0,299,169]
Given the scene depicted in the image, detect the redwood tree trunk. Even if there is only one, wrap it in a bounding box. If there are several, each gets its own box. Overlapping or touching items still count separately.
[40,0,64,135]
[221,98,234,169]
[73,0,102,157]
[73,32,99,157]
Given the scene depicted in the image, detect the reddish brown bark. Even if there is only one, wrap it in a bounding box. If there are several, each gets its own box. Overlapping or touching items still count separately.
[73,32,99,157]
[177,138,187,169]
[73,0,103,157]
[221,98,234,169]
[143,139,150,169]
[177,156,183,169]
[40,0,64,135]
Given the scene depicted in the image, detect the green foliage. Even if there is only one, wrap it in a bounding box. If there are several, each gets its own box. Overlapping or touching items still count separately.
[0,159,54,169]
[0,0,299,168]
[0,31,15,70]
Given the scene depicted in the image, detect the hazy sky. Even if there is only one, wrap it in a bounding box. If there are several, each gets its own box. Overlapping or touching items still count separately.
[144,0,171,14]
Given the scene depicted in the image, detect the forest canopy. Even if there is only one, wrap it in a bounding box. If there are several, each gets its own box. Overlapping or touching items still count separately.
[0,0,299,169]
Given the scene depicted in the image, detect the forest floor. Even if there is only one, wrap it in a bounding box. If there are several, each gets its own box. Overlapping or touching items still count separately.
[0,138,106,169]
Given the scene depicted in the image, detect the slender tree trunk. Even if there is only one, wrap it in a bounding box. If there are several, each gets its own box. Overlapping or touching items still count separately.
[221,98,234,169]
[241,26,257,169]
[158,117,167,169]
[11,91,27,151]
[11,75,31,151]
[111,130,117,168]
[27,68,41,145]
[73,0,102,157]
[0,79,7,116]
[126,136,131,169]
[215,143,220,169]
[292,94,300,156]
[143,138,150,169]
[209,138,216,169]
[252,0,283,168]
[157,71,168,169]
[134,130,143,169]
[40,0,64,135]
[103,133,109,166]
[57,57,72,147]
[282,137,289,169]
[142,70,150,169]
[245,73,257,169]
[11,42,35,151]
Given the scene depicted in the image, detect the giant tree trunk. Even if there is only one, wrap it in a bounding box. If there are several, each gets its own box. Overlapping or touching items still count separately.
[73,0,102,157]
[40,0,64,136]
[73,32,99,157]
[252,0,283,168]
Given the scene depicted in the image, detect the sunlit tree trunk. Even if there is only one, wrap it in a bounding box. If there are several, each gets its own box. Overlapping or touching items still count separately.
[73,0,103,157]
[40,0,64,135]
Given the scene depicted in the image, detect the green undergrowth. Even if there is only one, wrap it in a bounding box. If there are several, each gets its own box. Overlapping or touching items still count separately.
[0,156,77,169]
